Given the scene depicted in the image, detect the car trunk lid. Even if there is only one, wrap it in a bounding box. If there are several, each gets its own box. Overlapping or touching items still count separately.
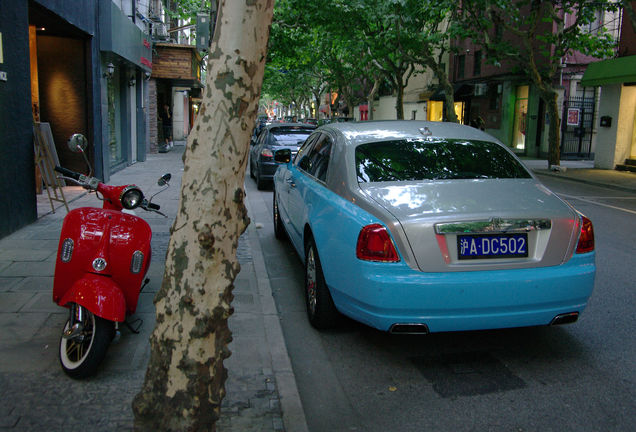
[359,179,579,272]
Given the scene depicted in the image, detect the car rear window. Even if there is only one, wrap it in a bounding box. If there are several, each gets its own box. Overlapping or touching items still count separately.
[356,139,532,182]
[269,128,313,146]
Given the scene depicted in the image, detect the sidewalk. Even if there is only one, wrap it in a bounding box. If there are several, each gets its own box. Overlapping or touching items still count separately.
[521,158,636,193]
[0,145,307,431]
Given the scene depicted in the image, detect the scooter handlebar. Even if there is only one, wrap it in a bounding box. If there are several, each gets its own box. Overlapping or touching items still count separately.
[54,166,81,181]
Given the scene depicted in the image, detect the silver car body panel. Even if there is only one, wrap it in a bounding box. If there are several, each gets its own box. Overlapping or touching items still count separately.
[316,121,580,273]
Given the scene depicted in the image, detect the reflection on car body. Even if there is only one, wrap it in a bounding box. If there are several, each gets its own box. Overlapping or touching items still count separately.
[272,120,595,333]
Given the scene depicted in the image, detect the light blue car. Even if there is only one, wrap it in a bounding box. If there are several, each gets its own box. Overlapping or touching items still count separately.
[272,121,595,333]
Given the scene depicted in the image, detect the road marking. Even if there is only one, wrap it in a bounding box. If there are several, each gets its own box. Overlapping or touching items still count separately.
[569,196,636,200]
[559,193,636,215]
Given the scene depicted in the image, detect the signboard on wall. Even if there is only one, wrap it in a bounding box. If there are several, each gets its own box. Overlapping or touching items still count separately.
[567,108,581,126]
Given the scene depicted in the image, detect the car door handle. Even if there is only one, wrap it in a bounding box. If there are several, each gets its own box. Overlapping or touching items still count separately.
[286,178,296,187]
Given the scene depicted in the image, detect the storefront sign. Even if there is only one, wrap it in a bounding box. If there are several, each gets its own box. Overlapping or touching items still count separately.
[567,108,580,126]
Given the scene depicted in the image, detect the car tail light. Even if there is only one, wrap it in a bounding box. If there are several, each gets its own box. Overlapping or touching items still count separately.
[356,224,400,262]
[576,215,594,254]
[260,148,273,160]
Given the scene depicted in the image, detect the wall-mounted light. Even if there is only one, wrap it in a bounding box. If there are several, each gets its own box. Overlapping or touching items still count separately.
[128,76,136,87]
[103,63,115,79]
[144,71,151,81]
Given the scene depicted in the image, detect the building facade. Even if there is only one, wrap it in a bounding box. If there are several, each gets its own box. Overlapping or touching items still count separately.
[0,0,152,238]
[582,2,636,170]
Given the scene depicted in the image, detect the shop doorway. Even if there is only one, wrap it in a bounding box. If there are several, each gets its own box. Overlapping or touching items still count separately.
[631,103,636,158]
[427,100,465,122]
[512,85,529,152]
[29,4,92,199]
[130,80,137,163]
[29,28,90,174]
[560,94,595,159]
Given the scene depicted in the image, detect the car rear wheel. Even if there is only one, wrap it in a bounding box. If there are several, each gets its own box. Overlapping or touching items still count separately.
[305,238,339,329]
[273,191,286,240]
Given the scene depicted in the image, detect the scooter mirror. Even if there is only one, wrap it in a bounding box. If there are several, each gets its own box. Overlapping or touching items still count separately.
[158,173,171,186]
[67,134,88,153]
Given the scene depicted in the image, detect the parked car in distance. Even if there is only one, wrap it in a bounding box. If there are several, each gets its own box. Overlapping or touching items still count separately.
[250,122,316,189]
[272,121,595,333]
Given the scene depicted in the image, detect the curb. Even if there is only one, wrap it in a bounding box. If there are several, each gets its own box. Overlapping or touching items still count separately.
[532,169,636,194]
[244,197,309,432]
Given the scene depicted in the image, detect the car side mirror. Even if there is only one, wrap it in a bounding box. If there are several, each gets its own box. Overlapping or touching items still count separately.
[274,149,292,164]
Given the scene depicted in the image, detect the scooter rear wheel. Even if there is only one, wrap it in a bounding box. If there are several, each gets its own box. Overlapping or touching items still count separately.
[59,306,114,379]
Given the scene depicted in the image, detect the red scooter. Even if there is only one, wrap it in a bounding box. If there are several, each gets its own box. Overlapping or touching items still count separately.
[53,134,170,378]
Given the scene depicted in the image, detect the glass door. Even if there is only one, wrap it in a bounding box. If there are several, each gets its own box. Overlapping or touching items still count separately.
[512,85,529,152]
[108,69,123,167]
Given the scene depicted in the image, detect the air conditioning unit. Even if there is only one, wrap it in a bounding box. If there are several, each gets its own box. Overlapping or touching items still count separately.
[152,23,168,40]
[474,83,488,96]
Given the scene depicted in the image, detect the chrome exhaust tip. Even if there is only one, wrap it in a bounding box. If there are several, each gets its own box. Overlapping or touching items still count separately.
[389,323,430,334]
[550,312,579,326]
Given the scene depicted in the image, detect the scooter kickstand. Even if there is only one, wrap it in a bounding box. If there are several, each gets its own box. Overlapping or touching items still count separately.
[124,318,143,334]
[140,278,150,292]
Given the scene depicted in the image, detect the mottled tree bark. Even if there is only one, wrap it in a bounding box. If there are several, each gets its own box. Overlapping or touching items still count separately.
[132,1,274,431]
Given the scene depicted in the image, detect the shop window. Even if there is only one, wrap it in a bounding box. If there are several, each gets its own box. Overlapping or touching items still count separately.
[474,51,482,76]
[513,85,529,152]
[428,101,444,122]
[457,55,465,79]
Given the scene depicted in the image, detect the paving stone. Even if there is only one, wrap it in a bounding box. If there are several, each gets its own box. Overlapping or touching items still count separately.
[0,277,21,292]
[19,292,60,313]
[0,261,55,278]
[0,292,36,313]
[0,249,55,262]
[12,276,54,292]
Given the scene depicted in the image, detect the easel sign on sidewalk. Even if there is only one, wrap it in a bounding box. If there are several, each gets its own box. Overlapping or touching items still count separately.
[33,121,69,213]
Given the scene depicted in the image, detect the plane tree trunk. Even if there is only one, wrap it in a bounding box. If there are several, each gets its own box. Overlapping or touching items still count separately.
[132,1,274,431]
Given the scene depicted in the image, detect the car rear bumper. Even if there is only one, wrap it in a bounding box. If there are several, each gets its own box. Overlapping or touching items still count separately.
[327,252,596,333]
[257,161,279,180]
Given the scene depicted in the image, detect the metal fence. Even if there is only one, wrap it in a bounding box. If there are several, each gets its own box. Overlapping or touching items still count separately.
[561,96,595,159]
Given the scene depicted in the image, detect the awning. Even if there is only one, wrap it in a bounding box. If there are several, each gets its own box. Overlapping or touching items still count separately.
[429,84,474,101]
[581,56,636,87]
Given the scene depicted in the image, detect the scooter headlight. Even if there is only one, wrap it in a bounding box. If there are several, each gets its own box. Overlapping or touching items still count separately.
[120,186,144,209]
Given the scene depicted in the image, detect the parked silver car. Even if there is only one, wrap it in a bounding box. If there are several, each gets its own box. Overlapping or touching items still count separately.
[273,120,595,333]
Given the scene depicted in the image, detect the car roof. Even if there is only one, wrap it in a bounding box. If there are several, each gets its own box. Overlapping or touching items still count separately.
[318,120,500,147]
[264,122,316,131]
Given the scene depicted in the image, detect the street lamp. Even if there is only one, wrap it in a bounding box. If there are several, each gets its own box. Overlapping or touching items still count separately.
[103,63,115,79]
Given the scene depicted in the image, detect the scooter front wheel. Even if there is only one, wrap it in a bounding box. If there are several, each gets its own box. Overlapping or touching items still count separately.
[59,305,114,379]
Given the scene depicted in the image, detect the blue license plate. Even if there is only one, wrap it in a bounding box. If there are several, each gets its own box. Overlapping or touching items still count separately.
[457,233,528,260]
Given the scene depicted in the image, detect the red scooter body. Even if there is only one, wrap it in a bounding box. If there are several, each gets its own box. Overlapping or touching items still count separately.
[53,206,152,322]
[52,135,169,379]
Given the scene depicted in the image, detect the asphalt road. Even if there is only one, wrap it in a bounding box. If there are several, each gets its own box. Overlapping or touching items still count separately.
[246,174,636,432]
